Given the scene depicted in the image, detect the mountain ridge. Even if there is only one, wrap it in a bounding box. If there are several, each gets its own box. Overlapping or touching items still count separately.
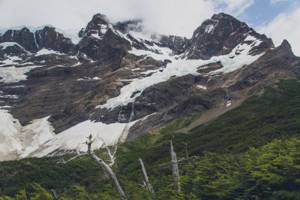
[0,12,299,161]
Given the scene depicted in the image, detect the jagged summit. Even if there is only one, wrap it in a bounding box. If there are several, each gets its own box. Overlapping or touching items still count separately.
[0,27,38,52]
[0,26,76,54]
[79,13,110,38]
[279,39,293,53]
[184,12,274,59]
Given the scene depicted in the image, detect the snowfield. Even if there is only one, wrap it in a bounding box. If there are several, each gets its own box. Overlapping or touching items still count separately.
[29,119,137,158]
[98,34,264,109]
[0,109,23,161]
[0,108,139,161]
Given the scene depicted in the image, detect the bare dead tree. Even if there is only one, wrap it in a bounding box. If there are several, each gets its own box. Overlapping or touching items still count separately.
[139,158,155,198]
[61,135,127,200]
[91,151,127,200]
[86,134,94,155]
[170,140,181,193]
[50,189,58,200]
[58,103,136,200]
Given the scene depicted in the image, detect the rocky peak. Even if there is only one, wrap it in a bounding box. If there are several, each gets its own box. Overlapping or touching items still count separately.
[265,39,296,61]
[79,13,110,39]
[0,27,38,52]
[77,13,131,65]
[185,13,274,59]
[279,39,293,53]
[0,26,76,55]
[35,26,76,54]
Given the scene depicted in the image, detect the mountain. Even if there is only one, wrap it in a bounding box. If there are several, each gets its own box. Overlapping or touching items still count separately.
[0,12,299,162]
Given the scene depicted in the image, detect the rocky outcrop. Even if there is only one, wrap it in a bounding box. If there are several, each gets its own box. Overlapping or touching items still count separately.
[35,26,76,54]
[0,27,76,55]
[228,40,300,92]
[0,42,30,58]
[0,28,38,52]
[77,14,131,66]
[79,14,110,38]
[159,35,190,54]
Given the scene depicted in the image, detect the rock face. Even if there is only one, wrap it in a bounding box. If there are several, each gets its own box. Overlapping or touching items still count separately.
[159,35,190,54]
[185,13,274,59]
[77,14,131,65]
[0,12,299,160]
[0,27,76,54]
[0,28,38,52]
[35,26,76,54]
[79,14,110,38]
[0,42,29,57]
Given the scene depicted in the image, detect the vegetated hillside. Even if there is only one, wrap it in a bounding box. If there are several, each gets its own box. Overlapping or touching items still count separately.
[1,79,300,200]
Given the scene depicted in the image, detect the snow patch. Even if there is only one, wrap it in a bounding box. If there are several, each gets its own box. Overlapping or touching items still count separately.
[36,48,64,56]
[0,94,18,99]
[129,44,173,61]
[0,42,21,50]
[0,56,22,66]
[0,109,22,161]
[0,108,139,160]
[91,33,103,40]
[196,85,207,90]
[77,77,101,81]
[18,117,55,158]
[205,24,215,34]
[0,65,42,83]
[31,119,137,158]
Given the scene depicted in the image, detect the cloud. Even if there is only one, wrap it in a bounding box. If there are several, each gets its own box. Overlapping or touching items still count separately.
[259,3,300,56]
[214,0,255,16]
[0,0,254,38]
[270,0,289,4]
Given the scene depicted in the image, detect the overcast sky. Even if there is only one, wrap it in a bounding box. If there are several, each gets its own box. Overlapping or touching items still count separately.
[0,0,299,55]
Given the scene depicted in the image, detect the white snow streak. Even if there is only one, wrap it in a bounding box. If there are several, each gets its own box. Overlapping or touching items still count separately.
[0,42,21,49]
[98,34,264,109]
[36,48,64,56]
[205,24,215,34]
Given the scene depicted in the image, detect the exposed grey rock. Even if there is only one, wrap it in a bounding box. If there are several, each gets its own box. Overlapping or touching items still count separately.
[159,35,190,54]
[0,28,38,52]
[35,26,76,54]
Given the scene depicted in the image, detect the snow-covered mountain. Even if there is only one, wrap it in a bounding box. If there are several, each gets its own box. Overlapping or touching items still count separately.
[0,13,299,161]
